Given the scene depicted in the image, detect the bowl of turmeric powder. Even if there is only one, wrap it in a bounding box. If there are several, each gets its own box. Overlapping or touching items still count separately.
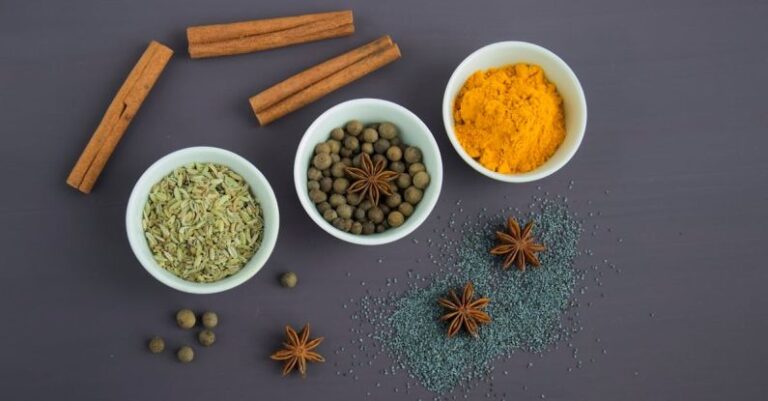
[442,41,587,182]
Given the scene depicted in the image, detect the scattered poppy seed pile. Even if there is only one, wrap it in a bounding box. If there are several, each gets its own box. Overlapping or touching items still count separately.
[147,309,219,363]
[355,199,582,393]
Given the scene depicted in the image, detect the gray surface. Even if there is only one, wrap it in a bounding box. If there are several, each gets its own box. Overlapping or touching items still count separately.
[1,0,767,400]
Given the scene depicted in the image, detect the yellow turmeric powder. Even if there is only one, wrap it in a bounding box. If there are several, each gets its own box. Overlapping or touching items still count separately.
[453,64,566,174]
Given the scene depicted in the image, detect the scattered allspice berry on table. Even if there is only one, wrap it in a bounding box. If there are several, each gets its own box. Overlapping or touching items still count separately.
[176,309,196,329]
[148,336,165,353]
[177,345,195,363]
[201,311,218,329]
[198,330,216,347]
[280,272,298,288]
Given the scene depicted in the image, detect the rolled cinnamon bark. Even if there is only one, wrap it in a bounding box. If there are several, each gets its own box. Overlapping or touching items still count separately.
[254,43,401,125]
[187,10,354,59]
[66,41,173,194]
[249,35,394,113]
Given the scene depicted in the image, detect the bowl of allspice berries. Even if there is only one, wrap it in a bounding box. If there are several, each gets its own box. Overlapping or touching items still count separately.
[294,98,443,245]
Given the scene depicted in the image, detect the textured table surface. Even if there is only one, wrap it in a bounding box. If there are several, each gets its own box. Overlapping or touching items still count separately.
[1,0,767,400]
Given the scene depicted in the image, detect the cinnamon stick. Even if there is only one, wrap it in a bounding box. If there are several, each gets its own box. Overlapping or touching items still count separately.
[187,10,354,59]
[253,43,401,125]
[250,36,394,113]
[66,41,173,194]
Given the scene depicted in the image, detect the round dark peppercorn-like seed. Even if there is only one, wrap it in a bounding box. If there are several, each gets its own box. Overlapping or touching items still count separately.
[307,167,322,180]
[176,309,196,329]
[331,162,346,178]
[309,189,327,203]
[322,169,331,177]
[340,148,352,158]
[404,186,424,204]
[333,178,349,194]
[389,161,406,173]
[397,174,412,189]
[390,137,402,146]
[354,207,367,221]
[202,312,218,329]
[331,154,341,163]
[351,222,363,235]
[361,143,374,155]
[398,202,414,217]
[341,157,352,166]
[346,192,363,206]
[342,218,353,231]
[362,128,379,143]
[307,180,320,191]
[352,154,363,167]
[344,136,360,151]
[378,122,398,139]
[177,346,194,363]
[332,217,346,231]
[337,204,353,219]
[323,209,338,222]
[380,204,391,215]
[404,147,422,163]
[359,200,373,211]
[388,182,398,193]
[413,171,430,189]
[376,224,387,233]
[346,120,364,136]
[317,202,331,213]
[387,211,405,227]
[326,139,341,153]
[374,139,391,154]
[320,177,333,192]
[329,194,346,207]
[312,153,332,170]
[315,142,331,154]
[280,272,298,288]
[386,193,402,208]
[148,336,165,353]
[368,207,385,223]
[362,221,376,234]
[372,154,387,166]
[408,162,426,175]
[386,146,402,162]
[330,127,345,140]
[198,330,216,347]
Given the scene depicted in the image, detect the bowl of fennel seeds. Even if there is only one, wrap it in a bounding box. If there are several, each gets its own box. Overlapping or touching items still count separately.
[126,147,279,294]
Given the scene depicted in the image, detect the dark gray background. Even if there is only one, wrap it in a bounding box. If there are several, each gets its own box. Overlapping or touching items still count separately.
[1,0,766,399]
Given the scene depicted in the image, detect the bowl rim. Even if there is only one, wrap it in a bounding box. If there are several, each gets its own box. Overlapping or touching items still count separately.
[293,98,443,246]
[442,40,587,183]
[125,146,279,294]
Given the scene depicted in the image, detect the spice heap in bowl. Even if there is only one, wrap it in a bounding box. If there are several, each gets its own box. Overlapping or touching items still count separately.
[295,99,443,245]
[442,41,587,183]
[127,147,279,294]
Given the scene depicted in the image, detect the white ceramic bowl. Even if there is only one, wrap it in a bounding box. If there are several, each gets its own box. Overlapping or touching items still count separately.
[126,147,279,294]
[442,41,587,182]
[294,98,443,245]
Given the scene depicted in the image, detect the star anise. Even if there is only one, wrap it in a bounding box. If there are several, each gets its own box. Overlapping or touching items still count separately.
[438,281,491,338]
[344,153,399,206]
[270,323,325,377]
[490,217,546,271]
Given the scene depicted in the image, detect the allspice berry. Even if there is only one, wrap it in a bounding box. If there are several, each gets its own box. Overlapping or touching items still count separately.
[202,311,218,329]
[378,122,398,139]
[413,171,431,189]
[313,153,333,170]
[280,272,298,288]
[404,147,422,163]
[387,211,405,227]
[176,309,196,329]
[404,187,424,204]
[198,330,216,347]
[346,120,364,136]
[148,336,165,353]
[177,345,195,363]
